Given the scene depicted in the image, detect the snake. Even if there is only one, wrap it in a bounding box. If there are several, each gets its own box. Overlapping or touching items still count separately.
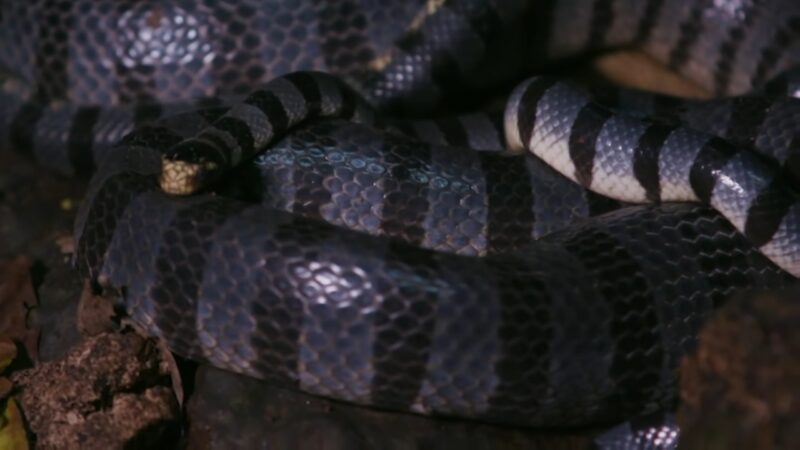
[2,0,800,448]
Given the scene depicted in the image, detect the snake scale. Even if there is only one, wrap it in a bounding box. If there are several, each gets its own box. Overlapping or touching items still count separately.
[2,0,800,448]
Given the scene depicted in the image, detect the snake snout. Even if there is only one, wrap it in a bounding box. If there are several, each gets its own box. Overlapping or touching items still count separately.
[160,157,219,195]
[160,137,227,195]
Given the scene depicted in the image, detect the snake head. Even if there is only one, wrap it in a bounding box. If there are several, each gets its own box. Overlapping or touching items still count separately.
[159,138,226,195]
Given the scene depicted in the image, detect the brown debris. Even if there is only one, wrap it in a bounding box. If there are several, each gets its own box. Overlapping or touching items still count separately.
[592,51,710,99]
[0,336,29,450]
[0,337,14,398]
[679,288,800,450]
[0,257,39,362]
[10,332,179,450]
[0,339,16,372]
[0,378,11,398]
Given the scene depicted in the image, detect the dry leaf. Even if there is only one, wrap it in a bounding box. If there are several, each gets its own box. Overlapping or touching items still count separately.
[0,257,39,362]
[0,341,15,373]
[0,379,11,399]
[0,397,29,450]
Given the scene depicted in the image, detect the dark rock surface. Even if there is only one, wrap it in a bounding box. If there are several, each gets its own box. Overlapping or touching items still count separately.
[11,332,180,450]
[186,365,594,450]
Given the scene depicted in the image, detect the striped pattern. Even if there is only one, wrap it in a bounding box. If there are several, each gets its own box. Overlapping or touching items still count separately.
[480,155,536,252]
[484,258,552,422]
[369,243,439,409]
[595,88,800,180]
[69,76,797,432]
[378,137,432,246]
[1,91,233,176]
[633,123,675,202]
[750,16,800,90]
[149,199,248,359]
[507,77,800,277]
[568,103,613,187]
[361,0,527,112]
[161,71,374,194]
[712,1,759,96]
[667,0,709,72]
[77,128,793,427]
[744,178,797,247]
[252,120,604,256]
[5,0,799,176]
[4,0,73,164]
[633,0,665,44]
[587,0,615,48]
[387,113,508,151]
[689,137,740,203]
[562,227,663,414]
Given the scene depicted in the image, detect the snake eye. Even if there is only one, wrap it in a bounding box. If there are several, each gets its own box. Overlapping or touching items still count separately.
[204,161,218,171]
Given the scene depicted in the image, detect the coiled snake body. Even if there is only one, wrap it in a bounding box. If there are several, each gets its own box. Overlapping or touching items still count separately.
[2,0,800,448]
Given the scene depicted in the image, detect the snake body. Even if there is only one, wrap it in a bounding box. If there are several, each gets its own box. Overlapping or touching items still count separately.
[75,115,792,428]
[3,0,800,447]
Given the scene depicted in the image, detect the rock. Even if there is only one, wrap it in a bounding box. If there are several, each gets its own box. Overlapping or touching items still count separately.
[679,288,800,450]
[10,332,180,450]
